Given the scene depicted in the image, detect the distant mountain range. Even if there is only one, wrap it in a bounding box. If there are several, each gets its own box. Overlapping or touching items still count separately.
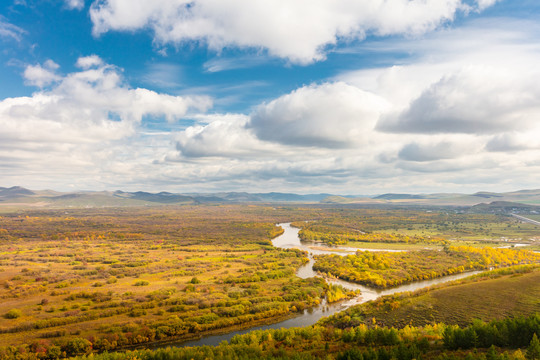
[0,186,339,208]
[0,186,35,199]
[321,189,540,207]
[1,186,540,209]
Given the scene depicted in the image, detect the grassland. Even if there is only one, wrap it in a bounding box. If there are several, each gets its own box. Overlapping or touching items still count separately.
[320,265,540,329]
[376,219,539,241]
[1,205,539,359]
[12,267,536,360]
[0,205,357,353]
[293,210,540,248]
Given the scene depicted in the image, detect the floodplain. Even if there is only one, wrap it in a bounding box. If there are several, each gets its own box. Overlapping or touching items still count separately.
[0,204,539,359]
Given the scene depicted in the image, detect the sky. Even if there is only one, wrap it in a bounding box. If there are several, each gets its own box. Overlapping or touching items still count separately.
[1,0,540,195]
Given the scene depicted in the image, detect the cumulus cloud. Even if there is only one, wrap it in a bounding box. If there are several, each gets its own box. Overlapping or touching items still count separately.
[76,55,104,69]
[0,56,212,187]
[169,19,540,192]
[18,58,212,129]
[6,15,540,194]
[377,66,540,134]
[248,82,389,148]
[175,114,275,158]
[325,20,540,177]
[89,0,495,64]
[144,19,540,194]
[161,20,540,193]
[23,60,61,87]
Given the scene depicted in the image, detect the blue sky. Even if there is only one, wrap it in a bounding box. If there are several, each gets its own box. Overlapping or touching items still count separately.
[1,0,540,194]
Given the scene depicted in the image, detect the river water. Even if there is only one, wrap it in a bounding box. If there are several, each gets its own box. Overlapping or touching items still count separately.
[175,223,481,347]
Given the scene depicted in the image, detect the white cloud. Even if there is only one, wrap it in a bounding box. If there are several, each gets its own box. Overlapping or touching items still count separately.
[336,20,540,147]
[339,18,540,105]
[377,65,540,134]
[158,19,540,193]
[165,19,540,193]
[249,82,389,148]
[23,60,61,87]
[0,16,25,42]
[0,56,212,189]
[6,16,540,194]
[76,55,104,69]
[65,0,85,10]
[475,0,500,11]
[89,0,495,64]
[175,114,273,158]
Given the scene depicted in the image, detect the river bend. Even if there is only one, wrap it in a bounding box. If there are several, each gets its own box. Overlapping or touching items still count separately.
[176,222,481,347]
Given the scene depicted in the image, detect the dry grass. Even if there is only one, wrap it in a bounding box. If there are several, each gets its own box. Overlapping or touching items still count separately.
[0,205,324,350]
[323,266,540,329]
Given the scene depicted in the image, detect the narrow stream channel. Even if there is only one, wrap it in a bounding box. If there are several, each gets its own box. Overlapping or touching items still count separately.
[174,223,482,347]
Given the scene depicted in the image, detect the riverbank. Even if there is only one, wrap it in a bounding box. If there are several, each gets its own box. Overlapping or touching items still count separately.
[127,311,299,350]
[321,265,540,329]
[159,223,489,348]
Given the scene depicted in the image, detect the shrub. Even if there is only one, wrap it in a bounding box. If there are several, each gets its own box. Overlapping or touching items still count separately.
[133,280,149,286]
[5,309,22,319]
[64,338,92,356]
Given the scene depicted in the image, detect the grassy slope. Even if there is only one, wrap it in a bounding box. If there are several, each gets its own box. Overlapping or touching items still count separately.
[322,267,540,329]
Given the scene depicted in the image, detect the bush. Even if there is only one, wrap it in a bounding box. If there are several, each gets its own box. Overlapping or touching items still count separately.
[133,280,149,286]
[45,345,62,359]
[5,309,22,319]
[64,338,92,356]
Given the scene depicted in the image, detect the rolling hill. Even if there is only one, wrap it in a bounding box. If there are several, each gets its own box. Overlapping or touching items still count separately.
[1,186,540,210]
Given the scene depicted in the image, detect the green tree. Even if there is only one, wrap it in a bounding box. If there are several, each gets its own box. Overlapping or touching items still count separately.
[45,345,62,360]
[527,334,540,360]
[64,338,92,357]
[486,345,500,360]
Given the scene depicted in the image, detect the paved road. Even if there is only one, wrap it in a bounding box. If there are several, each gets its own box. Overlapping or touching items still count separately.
[511,214,540,226]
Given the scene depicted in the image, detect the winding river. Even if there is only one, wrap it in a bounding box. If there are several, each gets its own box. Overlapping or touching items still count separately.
[175,223,482,347]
